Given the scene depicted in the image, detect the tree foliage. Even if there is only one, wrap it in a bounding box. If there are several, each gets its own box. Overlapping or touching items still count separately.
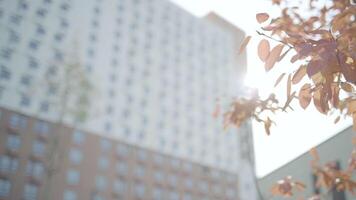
[223,0,356,199]
[230,0,356,134]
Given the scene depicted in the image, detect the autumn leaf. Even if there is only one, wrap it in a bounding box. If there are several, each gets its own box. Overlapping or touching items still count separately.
[265,44,284,71]
[299,84,312,109]
[287,74,292,98]
[258,39,270,62]
[239,36,251,54]
[341,82,354,93]
[348,100,356,115]
[313,88,327,114]
[310,147,319,161]
[274,73,286,87]
[256,13,270,24]
[292,65,307,84]
[334,116,341,124]
[264,117,272,135]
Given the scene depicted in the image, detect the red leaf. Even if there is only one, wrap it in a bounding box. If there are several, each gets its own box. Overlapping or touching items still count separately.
[265,44,284,71]
[256,13,270,24]
[239,36,251,54]
[274,73,286,87]
[258,39,270,62]
[292,65,307,84]
[299,84,312,109]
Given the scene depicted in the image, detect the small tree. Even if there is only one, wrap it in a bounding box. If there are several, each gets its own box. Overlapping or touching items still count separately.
[27,50,93,200]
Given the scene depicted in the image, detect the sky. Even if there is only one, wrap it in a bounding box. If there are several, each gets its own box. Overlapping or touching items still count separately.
[170,0,352,177]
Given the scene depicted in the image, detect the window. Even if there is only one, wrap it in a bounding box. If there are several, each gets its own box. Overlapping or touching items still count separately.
[28,56,38,68]
[32,140,45,157]
[153,155,164,166]
[36,8,47,17]
[96,176,107,191]
[0,66,10,80]
[28,40,40,50]
[67,169,80,185]
[113,179,126,193]
[69,149,83,165]
[0,179,10,197]
[1,47,13,60]
[116,163,128,175]
[9,114,27,129]
[134,165,145,178]
[331,161,346,200]
[184,178,193,188]
[23,184,38,200]
[98,157,109,170]
[0,155,18,173]
[26,161,44,178]
[99,139,111,152]
[168,174,177,187]
[72,131,85,145]
[198,181,208,192]
[170,159,180,169]
[20,95,31,107]
[153,187,164,200]
[226,188,236,199]
[154,171,164,183]
[168,190,179,200]
[183,194,192,200]
[10,14,22,25]
[63,190,77,200]
[92,195,103,200]
[34,121,50,136]
[136,150,147,161]
[35,24,46,36]
[134,182,145,198]
[116,144,129,157]
[8,29,20,43]
[40,101,49,112]
[182,162,192,173]
[6,135,21,151]
[212,184,222,196]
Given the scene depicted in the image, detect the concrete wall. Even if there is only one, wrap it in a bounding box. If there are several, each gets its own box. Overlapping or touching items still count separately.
[258,127,355,200]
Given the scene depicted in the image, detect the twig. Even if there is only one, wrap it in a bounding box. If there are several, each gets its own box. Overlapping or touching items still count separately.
[256,30,294,48]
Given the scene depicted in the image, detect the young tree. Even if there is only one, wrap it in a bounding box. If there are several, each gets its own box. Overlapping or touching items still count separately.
[26,50,93,200]
[222,0,356,199]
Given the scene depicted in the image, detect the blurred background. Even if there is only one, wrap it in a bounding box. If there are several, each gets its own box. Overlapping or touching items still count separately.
[0,0,352,200]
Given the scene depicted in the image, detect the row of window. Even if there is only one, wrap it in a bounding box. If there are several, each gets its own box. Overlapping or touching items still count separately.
[0,178,38,200]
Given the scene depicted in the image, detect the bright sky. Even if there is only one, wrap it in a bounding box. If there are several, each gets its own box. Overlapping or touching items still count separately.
[170,0,352,177]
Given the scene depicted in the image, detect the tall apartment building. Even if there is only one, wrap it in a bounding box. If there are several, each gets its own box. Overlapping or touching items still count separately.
[0,0,256,199]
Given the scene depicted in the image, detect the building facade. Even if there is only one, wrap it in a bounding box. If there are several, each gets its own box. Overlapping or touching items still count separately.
[258,126,355,200]
[0,0,256,199]
[0,107,240,200]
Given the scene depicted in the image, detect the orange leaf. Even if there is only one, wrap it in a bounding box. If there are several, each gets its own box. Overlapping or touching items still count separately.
[265,44,284,71]
[299,84,312,109]
[292,65,307,84]
[264,117,272,136]
[313,88,327,114]
[310,147,319,161]
[239,36,251,54]
[256,13,270,24]
[348,100,356,114]
[341,82,354,93]
[274,73,286,87]
[258,39,270,62]
[287,74,292,98]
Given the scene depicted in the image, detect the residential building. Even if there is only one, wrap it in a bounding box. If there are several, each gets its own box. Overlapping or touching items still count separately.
[0,0,255,199]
